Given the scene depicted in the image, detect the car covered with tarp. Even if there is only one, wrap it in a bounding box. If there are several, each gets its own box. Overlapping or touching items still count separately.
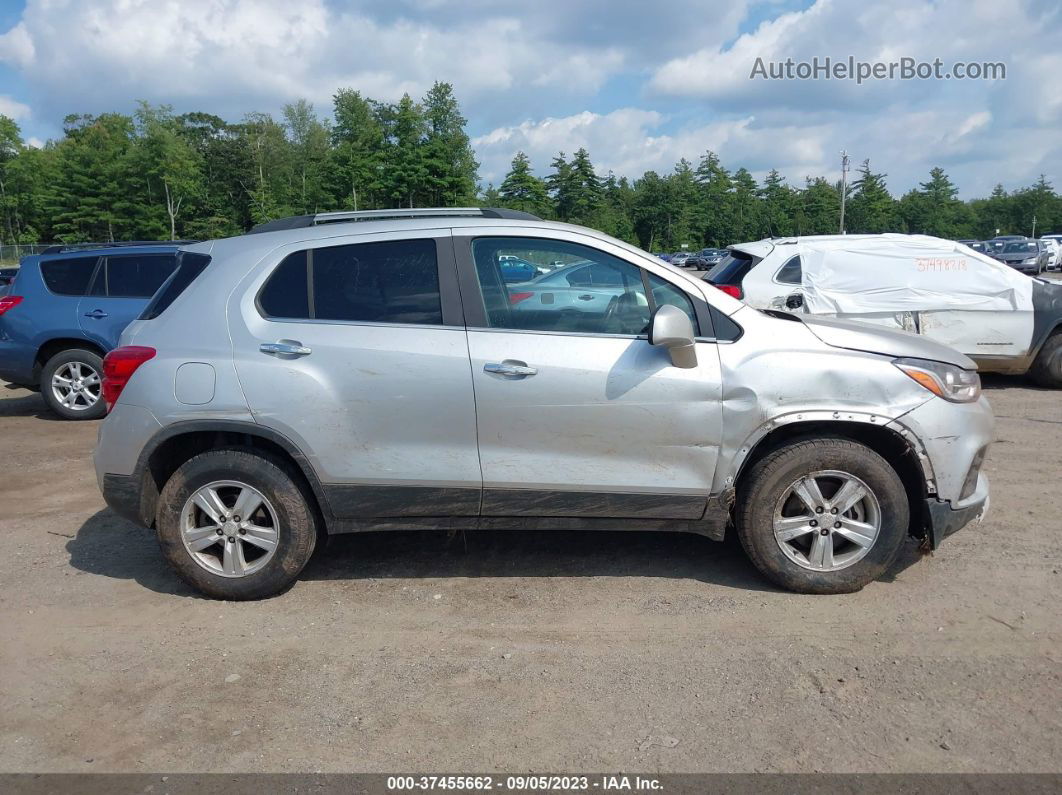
[705,233,1062,386]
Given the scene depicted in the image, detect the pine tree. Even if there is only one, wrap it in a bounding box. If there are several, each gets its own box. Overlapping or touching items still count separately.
[846,160,900,233]
[546,152,575,220]
[694,151,733,246]
[421,82,478,206]
[498,151,550,216]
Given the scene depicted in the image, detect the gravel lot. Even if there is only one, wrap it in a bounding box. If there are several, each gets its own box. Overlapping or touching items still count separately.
[0,371,1059,773]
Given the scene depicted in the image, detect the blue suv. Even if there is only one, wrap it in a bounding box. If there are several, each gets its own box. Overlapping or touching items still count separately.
[0,243,182,419]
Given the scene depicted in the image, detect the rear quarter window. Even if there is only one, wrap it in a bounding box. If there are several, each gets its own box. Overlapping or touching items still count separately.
[705,252,757,285]
[40,256,99,296]
[138,253,212,320]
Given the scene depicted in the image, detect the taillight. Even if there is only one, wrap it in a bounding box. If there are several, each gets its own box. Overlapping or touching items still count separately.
[715,284,743,300]
[102,346,156,411]
[0,295,23,315]
[509,291,534,305]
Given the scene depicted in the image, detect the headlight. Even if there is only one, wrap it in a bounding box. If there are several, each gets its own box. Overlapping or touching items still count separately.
[894,357,981,403]
[1022,257,1037,264]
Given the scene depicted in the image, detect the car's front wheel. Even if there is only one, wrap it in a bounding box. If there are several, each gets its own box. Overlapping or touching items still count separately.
[155,449,318,600]
[735,437,909,594]
[1030,332,1062,388]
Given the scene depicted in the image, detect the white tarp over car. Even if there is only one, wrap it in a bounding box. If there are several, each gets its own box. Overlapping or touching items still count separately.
[798,234,1033,315]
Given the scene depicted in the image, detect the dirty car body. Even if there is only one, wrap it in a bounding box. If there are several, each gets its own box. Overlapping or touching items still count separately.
[93,210,993,599]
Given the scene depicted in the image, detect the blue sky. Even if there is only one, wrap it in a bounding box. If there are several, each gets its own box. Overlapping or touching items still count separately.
[0,0,1059,198]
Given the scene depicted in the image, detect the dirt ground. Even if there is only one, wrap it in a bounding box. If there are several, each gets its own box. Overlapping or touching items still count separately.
[0,374,1059,774]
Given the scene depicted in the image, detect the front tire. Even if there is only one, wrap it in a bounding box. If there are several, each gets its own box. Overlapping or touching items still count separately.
[735,438,909,594]
[40,348,106,420]
[1030,332,1062,388]
[155,449,318,600]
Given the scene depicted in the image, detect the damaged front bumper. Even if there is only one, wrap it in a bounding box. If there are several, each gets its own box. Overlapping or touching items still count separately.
[924,472,990,549]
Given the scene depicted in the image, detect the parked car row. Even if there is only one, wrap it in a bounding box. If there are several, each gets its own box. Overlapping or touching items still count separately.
[960,235,1060,274]
[656,248,727,271]
[46,207,992,600]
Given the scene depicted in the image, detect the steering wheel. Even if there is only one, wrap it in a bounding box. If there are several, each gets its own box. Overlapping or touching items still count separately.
[603,291,649,333]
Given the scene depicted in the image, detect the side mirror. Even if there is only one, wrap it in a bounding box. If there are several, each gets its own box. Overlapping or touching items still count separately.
[649,304,697,369]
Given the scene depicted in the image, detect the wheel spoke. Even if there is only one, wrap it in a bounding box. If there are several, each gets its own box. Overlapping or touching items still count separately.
[809,532,834,568]
[231,487,264,521]
[188,533,222,552]
[832,478,868,514]
[83,373,100,386]
[222,540,243,575]
[775,515,816,541]
[53,375,73,386]
[835,518,876,548]
[792,477,827,512]
[193,487,228,525]
[241,526,277,552]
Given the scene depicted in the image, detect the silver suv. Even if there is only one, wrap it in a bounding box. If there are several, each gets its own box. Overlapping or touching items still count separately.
[93,208,993,600]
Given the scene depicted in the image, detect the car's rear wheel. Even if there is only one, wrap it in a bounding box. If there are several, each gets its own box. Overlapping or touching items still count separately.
[1030,332,1062,388]
[735,438,909,594]
[40,349,106,420]
[155,449,318,600]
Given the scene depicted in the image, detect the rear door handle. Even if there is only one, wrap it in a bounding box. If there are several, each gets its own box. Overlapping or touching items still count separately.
[484,361,537,378]
[83,309,108,319]
[577,294,594,301]
[260,340,312,357]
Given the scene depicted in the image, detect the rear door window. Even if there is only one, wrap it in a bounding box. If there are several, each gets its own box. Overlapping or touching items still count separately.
[41,257,99,296]
[259,238,443,325]
[91,254,178,298]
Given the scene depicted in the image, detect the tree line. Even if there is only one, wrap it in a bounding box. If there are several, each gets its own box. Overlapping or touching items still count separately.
[1,82,1060,251]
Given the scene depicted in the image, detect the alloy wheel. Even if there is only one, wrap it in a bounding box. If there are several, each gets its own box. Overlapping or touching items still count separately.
[50,361,101,411]
[180,481,280,578]
[772,470,882,572]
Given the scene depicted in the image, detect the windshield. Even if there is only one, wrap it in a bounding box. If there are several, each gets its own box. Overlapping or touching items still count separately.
[705,251,756,284]
[1002,241,1037,254]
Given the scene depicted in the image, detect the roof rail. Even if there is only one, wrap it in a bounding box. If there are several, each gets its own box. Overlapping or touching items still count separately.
[247,207,542,234]
[41,240,196,255]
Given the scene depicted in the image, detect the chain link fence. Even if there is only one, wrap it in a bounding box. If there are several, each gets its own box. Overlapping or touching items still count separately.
[0,244,59,265]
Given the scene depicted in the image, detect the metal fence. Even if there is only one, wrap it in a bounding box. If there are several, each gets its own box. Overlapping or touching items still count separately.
[0,243,57,265]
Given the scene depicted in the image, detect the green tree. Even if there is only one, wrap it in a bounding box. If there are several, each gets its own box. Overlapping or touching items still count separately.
[498,151,550,216]
[135,103,204,240]
[330,89,384,211]
[730,168,763,241]
[378,94,427,207]
[421,82,478,205]
[283,100,331,215]
[694,151,734,246]
[846,160,900,233]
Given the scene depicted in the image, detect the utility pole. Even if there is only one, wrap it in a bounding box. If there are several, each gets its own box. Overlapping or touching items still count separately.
[1031,214,1037,238]
[839,150,850,234]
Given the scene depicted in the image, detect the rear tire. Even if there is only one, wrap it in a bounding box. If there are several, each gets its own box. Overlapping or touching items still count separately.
[1030,332,1062,388]
[155,449,318,600]
[735,437,909,594]
[40,348,106,420]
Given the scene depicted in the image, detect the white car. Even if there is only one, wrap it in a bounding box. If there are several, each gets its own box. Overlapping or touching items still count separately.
[704,234,1062,386]
[1040,235,1062,271]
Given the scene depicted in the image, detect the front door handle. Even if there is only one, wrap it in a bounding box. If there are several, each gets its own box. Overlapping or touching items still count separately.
[577,294,594,301]
[260,340,312,357]
[83,309,109,319]
[484,361,537,378]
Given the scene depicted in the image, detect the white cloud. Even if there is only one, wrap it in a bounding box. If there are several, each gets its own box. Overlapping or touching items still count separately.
[0,95,31,120]
[0,0,746,123]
